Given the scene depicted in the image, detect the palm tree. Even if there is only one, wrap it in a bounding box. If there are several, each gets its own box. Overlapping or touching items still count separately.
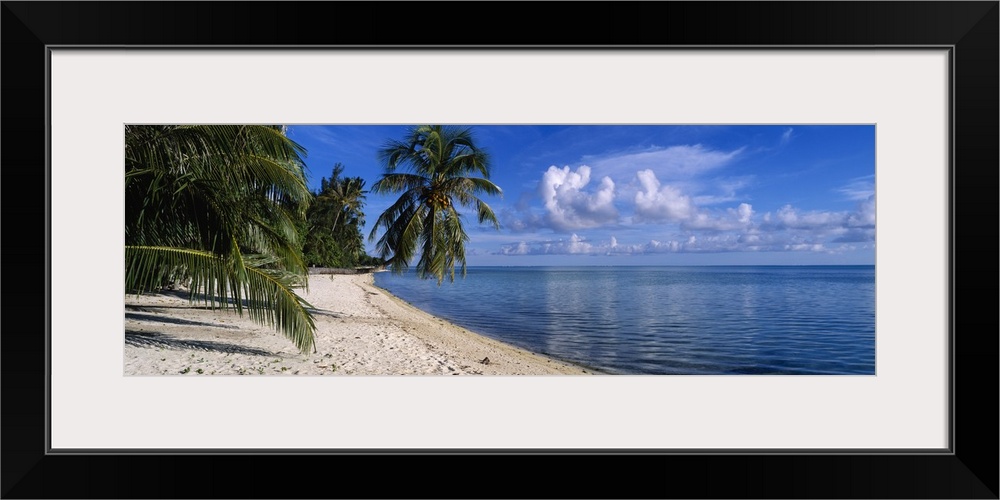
[302,164,368,268]
[125,125,317,353]
[312,163,347,235]
[368,125,502,284]
[322,174,367,239]
[334,176,368,262]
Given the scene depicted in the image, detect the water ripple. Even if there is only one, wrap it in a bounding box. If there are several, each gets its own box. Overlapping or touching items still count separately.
[376,266,875,375]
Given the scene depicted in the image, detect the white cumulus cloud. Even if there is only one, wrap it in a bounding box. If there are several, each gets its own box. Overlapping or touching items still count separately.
[538,165,619,231]
[498,234,608,255]
[633,169,694,222]
[785,243,827,252]
[774,205,847,229]
[684,202,755,231]
[847,195,875,227]
[736,203,754,223]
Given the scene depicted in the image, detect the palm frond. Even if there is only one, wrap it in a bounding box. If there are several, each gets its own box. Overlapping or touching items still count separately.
[371,194,426,274]
[369,125,502,282]
[125,125,316,353]
[370,173,428,194]
[125,245,316,353]
[475,199,501,229]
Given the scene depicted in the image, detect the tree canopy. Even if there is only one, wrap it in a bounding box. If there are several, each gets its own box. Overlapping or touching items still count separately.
[368,125,502,284]
[124,125,317,353]
[301,163,371,268]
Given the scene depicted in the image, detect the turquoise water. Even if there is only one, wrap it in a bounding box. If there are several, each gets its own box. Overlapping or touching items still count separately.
[374,266,876,375]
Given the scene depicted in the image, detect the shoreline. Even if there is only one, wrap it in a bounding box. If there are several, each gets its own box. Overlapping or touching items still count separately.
[125,273,594,375]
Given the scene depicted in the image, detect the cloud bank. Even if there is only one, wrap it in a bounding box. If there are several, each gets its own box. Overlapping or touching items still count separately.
[498,141,873,258]
[497,194,875,256]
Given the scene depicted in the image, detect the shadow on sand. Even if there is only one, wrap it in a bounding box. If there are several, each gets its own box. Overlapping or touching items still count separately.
[125,330,274,356]
[127,291,341,319]
[125,311,242,329]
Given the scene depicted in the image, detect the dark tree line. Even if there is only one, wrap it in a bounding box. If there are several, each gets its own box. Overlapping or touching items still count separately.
[300,163,384,269]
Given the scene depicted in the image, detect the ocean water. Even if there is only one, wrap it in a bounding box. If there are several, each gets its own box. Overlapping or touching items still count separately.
[373,266,875,375]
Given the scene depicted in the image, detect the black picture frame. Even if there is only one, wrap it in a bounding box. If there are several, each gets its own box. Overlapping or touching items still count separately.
[3,2,996,498]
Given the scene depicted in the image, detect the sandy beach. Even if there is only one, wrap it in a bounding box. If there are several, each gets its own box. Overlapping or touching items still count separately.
[124,273,593,375]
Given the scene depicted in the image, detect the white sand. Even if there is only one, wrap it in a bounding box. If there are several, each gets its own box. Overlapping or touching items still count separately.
[124,273,594,375]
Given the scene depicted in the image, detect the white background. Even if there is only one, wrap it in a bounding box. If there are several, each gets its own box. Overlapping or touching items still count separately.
[50,50,949,450]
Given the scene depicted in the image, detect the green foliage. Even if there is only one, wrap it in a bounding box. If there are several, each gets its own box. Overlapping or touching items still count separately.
[125,125,317,353]
[300,163,371,268]
[125,246,316,352]
[368,125,502,284]
[356,253,387,268]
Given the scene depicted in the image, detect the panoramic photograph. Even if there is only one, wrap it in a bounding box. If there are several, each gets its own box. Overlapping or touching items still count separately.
[124,124,875,375]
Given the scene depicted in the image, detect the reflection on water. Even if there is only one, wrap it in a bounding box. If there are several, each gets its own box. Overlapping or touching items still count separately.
[375,266,875,375]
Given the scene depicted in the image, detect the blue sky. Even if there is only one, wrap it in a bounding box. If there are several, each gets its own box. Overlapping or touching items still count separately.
[286,125,875,266]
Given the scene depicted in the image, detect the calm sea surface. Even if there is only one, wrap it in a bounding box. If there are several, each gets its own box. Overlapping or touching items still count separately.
[373,266,875,375]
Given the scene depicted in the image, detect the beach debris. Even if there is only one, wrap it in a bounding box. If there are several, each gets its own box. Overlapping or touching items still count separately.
[479,357,490,365]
